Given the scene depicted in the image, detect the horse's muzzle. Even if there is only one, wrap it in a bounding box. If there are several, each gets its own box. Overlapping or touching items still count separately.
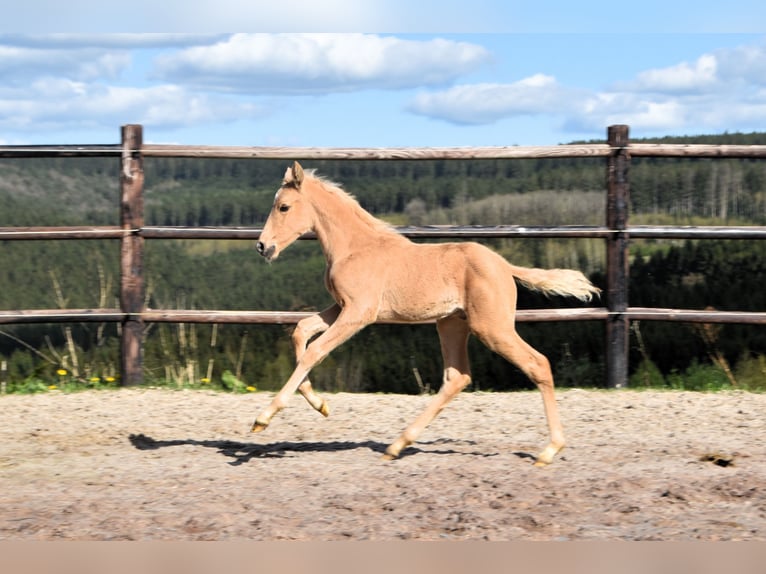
[256,241,276,261]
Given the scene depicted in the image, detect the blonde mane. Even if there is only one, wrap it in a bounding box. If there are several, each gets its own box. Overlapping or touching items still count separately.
[303,169,397,235]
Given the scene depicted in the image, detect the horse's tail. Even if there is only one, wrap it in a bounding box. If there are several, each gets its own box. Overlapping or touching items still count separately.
[509,265,601,302]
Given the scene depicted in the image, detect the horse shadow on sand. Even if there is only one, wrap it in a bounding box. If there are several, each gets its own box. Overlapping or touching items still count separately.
[128,433,506,466]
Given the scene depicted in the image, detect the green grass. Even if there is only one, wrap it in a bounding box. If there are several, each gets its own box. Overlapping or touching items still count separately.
[630,356,766,392]
[4,354,765,395]
[0,369,259,395]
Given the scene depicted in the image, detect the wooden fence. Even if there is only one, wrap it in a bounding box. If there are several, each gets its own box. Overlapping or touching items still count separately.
[2,124,766,388]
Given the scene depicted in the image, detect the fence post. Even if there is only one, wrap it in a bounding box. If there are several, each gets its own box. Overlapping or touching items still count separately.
[606,125,630,388]
[120,125,145,386]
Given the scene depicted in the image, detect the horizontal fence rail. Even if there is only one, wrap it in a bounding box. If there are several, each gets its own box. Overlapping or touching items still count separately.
[0,144,123,158]
[3,307,766,326]
[2,124,765,388]
[6,142,766,160]
[5,224,766,241]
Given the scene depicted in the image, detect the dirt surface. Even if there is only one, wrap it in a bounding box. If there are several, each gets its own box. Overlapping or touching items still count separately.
[1,388,764,540]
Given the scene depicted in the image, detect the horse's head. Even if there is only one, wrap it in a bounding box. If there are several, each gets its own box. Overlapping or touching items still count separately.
[256,161,315,262]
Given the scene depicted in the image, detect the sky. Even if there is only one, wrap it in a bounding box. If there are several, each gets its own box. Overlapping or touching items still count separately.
[1,0,766,147]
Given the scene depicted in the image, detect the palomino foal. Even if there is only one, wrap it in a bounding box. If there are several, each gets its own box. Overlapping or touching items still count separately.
[253,162,600,465]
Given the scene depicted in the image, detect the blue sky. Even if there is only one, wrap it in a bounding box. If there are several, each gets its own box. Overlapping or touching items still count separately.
[1,1,766,147]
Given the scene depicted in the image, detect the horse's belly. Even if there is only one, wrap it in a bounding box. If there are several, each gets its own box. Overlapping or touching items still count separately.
[373,243,469,322]
[377,292,462,323]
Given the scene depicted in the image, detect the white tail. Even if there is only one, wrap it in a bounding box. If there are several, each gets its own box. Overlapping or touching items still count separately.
[510,265,601,302]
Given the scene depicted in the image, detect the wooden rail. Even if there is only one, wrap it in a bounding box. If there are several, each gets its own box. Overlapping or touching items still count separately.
[5,224,766,241]
[4,307,766,326]
[2,124,766,388]
[5,142,766,160]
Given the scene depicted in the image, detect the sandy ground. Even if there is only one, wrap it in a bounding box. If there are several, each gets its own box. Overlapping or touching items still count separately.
[0,388,764,541]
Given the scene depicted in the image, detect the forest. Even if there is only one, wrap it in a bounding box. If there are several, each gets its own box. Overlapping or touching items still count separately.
[1,131,766,393]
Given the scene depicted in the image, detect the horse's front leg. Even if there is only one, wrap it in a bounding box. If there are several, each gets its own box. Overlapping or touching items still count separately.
[294,305,341,417]
[252,308,370,433]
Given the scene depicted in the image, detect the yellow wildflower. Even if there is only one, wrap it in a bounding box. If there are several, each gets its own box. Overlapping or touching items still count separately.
[246,386,257,392]
[56,369,67,376]
[48,385,57,390]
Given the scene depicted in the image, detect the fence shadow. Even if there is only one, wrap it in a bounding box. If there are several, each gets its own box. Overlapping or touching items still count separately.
[128,433,394,465]
[128,433,497,465]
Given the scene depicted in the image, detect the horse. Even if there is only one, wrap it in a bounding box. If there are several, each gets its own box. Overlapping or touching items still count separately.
[253,161,600,466]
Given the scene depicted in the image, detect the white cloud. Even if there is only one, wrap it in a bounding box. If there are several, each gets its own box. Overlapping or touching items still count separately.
[629,54,719,93]
[0,44,130,84]
[3,32,766,143]
[569,44,766,134]
[570,93,689,132]
[0,34,272,134]
[0,82,268,132]
[410,41,766,136]
[407,74,580,125]
[715,43,766,86]
[569,87,766,136]
[152,33,490,94]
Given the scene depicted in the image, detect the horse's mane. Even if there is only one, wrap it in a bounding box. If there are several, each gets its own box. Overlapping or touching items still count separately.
[304,170,397,235]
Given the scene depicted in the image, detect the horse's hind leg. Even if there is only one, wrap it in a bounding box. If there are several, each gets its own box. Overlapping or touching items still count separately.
[472,320,565,466]
[383,315,472,460]
[293,305,341,417]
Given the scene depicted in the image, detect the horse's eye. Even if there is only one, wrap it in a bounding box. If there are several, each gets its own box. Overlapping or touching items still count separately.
[279,204,290,213]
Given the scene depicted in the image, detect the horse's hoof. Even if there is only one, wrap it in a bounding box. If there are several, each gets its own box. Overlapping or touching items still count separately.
[533,444,563,467]
[381,447,400,461]
[251,421,269,433]
[319,400,330,418]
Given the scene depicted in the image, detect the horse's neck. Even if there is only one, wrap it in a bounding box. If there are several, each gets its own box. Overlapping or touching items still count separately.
[310,187,398,263]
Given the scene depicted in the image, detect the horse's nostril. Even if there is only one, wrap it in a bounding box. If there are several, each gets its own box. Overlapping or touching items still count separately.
[256,242,276,260]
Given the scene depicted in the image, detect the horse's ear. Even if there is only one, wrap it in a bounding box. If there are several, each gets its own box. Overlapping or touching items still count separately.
[291,161,304,189]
